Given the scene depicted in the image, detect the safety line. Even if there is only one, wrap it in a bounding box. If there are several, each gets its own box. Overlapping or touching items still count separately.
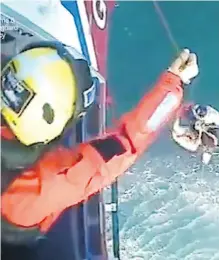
[153,0,180,56]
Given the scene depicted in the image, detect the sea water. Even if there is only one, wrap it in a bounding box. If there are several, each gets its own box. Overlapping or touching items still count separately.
[108,1,219,259]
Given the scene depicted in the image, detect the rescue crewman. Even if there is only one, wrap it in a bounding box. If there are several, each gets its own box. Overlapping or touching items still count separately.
[1,41,96,244]
[1,46,199,244]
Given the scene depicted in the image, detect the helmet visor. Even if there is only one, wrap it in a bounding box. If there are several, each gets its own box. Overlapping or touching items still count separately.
[1,65,34,116]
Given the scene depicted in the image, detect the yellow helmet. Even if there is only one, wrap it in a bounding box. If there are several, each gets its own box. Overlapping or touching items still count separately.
[1,41,95,146]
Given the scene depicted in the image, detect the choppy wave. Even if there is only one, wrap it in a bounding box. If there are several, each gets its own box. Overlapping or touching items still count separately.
[106,144,219,260]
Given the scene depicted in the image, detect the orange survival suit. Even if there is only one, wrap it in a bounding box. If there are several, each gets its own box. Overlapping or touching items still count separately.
[1,71,183,244]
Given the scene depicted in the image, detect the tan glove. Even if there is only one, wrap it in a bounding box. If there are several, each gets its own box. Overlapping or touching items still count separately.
[168,49,199,84]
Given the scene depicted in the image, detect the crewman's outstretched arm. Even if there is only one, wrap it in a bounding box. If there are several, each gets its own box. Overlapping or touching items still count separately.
[117,71,183,155]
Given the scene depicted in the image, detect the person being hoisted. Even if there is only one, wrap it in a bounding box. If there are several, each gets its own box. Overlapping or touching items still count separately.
[1,45,199,244]
[172,103,219,164]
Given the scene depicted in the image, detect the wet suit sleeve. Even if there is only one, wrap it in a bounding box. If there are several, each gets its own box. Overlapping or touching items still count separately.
[1,71,184,232]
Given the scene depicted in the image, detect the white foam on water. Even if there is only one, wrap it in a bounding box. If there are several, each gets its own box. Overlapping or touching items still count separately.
[113,151,219,260]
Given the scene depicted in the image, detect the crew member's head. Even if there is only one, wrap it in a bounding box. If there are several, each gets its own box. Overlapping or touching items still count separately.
[1,41,95,146]
[193,105,207,120]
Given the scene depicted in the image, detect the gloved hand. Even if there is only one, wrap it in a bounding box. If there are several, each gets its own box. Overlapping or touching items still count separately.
[168,49,199,84]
